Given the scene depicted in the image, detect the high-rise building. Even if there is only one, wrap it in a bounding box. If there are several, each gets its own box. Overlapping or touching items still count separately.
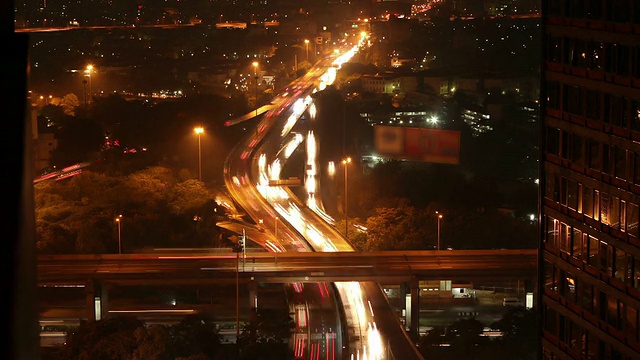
[540,1,640,359]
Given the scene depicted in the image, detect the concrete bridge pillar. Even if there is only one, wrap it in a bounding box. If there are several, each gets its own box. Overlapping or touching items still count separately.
[409,277,420,342]
[248,279,258,311]
[85,279,109,321]
[399,281,408,329]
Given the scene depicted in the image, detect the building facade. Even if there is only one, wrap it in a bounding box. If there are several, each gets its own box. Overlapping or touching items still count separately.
[540,1,640,359]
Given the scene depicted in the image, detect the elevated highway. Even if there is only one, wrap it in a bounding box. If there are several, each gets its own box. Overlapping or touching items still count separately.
[37,249,537,285]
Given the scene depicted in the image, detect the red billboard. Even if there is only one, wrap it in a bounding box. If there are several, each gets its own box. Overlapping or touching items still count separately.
[374,125,460,165]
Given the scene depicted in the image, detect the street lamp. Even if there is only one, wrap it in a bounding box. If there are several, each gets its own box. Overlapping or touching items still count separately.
[252,61,259,116]
[342,157,352,239]
[82,78,88,108]
[194,127,204,181]
[435,211,443,250]
[115,214,122,254]
[304,39,310,61]
[85,64,93,103]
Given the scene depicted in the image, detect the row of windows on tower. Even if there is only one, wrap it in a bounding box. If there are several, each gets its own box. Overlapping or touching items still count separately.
[546,0,640,24]
[546,37,640,78]
[545,175,640,237]
[546,128,640,184]
[543,296,638,360]
[546,82,640,129]
[545,214,639,285]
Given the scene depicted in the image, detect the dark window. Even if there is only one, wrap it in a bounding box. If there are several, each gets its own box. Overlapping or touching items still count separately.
[572,134,585,166]
[568,180,579,210]
[572,228,583,259]
[626,254,635,285]
[567,0,586,18]
[544,305,558,336]
[588,235,599,268]
[561,177,568,206]
[603,144,612,174]
[546,127,560,156]
[580,283,593,313]
[561,131,570,160]
[545,260,556,293]
[613,0,631,23]
[631,100,640,131]
[615,248,627,283]
[587,0,603,19]
[567,86,583,115]
[617,45,630,76]
[545,172,560,201]
[607,296,620,329]
[624,304,638,343]
[588,139,601,170]
[635,1,640,24]
[610,95,628,127]
[583,186,593,217]
[548,36,562,63]
[634,152,640,183]
[546,81,560,110]
[614,147,626,179]
[585,89,600,119]
[635,257,640,289]
[628,203,639,237]
[604,93,612,123]
[605,43,615,73]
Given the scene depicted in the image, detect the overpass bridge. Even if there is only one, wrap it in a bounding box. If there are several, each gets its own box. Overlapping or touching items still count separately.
[38,249,537,341]
[38,249,537,285]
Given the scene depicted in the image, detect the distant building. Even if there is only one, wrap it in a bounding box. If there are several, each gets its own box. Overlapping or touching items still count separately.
[461,104,492,136]
[361,74,398,93]
[30,106,57,173]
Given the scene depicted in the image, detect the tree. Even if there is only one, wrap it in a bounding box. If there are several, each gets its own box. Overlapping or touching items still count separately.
[56,316,145,360]
[60,93,80,116]
[45,314,225,360]
[491,307,537,360]
[51,115,104,166]
[169,313,221,359]
[355,199,432,251]
[131,324,174,360]
[237,308,295,360]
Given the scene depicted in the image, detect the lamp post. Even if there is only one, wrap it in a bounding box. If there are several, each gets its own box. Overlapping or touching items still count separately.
[252,61,259,116]
[342,157,351,239]
[115,214,122,254]
[304,39,310,61]
[436,211,443,250]
[82,79,87,108]
[85,65,93,104]
[194,127,204,181]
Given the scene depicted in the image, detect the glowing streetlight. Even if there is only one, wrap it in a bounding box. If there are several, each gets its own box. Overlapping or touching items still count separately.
[85,64,94,103]
[115,214,123,254]
[252,61,259,116]
[342,157,352,239]
[194,127,204,181]
[435,211,443,250]
[304,39,310,61]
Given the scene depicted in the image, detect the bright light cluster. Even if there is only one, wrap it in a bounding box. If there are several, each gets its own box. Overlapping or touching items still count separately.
[247,43,385,360]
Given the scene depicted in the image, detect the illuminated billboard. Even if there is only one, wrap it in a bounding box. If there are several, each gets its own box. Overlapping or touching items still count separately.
[374,125,460,165]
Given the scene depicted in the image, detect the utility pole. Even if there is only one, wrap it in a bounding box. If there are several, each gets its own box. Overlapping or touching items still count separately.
[234,231,245,358]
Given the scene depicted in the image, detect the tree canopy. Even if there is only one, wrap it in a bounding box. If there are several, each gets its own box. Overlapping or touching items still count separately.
[34,166,224,254]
